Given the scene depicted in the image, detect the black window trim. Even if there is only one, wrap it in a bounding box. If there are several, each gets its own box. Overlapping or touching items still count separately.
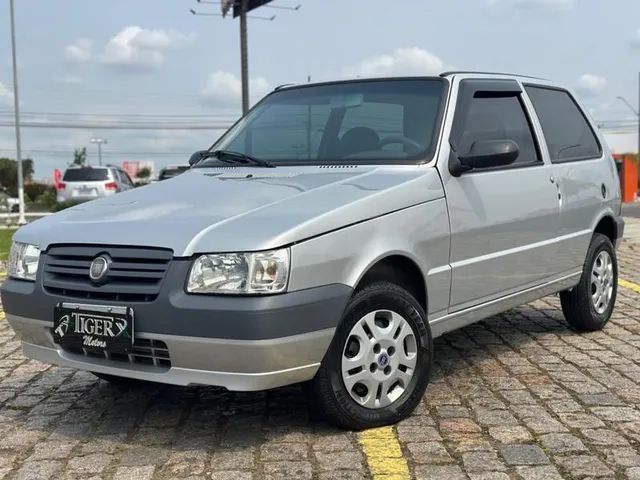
[206,77,451,167]
[449,79,544,175]
[523,83,603,164]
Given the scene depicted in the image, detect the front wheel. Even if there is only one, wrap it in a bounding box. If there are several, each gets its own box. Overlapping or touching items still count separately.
[308,282,432,430]
[560,233,618,331]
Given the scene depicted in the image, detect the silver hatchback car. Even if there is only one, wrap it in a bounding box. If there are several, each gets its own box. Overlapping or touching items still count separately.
[2,72,624,429]
[56,165,135,203]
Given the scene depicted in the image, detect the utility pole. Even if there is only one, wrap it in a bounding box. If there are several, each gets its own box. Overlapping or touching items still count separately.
[191,1,299,115]
[9,0,26,225]
[240,0,249,115]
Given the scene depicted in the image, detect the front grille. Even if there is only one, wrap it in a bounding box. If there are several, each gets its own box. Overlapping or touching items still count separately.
[43,245,172,302]
[62,338,171,369]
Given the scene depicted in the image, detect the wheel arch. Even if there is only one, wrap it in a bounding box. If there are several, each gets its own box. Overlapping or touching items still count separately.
[353,254,428,313]
[592,211,618,245]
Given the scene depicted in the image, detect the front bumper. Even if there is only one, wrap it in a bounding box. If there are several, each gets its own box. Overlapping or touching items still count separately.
[2,277,352,391]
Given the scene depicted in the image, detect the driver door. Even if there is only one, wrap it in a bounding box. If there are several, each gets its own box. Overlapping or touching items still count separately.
[442,79,561,312]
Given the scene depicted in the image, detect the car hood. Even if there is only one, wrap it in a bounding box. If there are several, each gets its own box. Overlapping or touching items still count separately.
[16,166,444,256]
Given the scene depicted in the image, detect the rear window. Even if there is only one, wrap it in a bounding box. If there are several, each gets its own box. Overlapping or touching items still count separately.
[525,86,601,162]
[63,168,109,181]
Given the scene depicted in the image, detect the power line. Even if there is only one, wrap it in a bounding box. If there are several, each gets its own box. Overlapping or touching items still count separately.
[0,110,239,119]
[0,149,193,156]
[0,121,231,130]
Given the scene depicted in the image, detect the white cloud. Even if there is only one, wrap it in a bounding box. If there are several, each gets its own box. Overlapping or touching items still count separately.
[64,38,93,62]
[341,47,446,78]
[576,74,607,97]
[59,75,83,85]
[0,82,13,108]
[631,29,640,49]
[486,0,576,11]
[55,73,84,85]
[101,26,195,70]
[201,71,271,107]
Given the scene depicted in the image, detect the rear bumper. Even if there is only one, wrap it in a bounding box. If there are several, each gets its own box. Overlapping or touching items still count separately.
[56,190,115,203]
[2,278,352,390]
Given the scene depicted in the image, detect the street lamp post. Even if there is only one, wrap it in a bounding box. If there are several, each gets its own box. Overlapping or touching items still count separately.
[617,89,640,159]
[90,137,107,166]
[9,0,26,225]
[239,0,249,115]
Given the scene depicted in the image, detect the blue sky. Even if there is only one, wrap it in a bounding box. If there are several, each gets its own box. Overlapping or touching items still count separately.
[1,0,639,180]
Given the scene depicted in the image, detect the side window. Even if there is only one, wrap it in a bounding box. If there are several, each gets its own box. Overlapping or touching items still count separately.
[525,86,601,162]
[118,170,133,186]
[457,94,540,166]
[124,171,134,186]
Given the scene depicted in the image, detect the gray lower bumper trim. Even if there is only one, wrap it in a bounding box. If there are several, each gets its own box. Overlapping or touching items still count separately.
[8,313,334,391]
[23,343,319,391]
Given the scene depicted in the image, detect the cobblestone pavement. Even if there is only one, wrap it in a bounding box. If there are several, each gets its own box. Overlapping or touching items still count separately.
[2,230,640,479]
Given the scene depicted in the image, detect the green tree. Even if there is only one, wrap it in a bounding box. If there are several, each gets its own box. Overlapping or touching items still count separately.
[0,158,34,196]
[72,147,87,166]
[136,166,152,181]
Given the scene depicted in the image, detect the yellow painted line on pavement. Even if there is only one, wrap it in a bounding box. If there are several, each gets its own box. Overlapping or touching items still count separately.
[619,279,640,294]
[358,426,410,480]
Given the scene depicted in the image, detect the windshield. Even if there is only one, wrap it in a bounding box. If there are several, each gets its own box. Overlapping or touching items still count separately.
[207,79,446,165]
[63,168,109,182]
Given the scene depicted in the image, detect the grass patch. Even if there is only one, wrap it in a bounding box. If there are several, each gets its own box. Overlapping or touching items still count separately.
[0,229,16,261]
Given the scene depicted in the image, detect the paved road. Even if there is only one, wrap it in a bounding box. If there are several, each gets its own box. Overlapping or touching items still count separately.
[623,202,640,219]
[2,228,640,479]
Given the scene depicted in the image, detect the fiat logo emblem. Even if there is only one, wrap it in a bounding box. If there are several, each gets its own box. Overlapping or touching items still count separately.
[89,255,111,282]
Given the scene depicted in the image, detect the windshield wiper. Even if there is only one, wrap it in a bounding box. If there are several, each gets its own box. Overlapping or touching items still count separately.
[196,150,275,168]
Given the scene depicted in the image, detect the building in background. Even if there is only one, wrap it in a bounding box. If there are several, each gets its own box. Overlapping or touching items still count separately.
[122,160,155,183]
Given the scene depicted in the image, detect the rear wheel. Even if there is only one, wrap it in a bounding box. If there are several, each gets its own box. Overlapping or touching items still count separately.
[309,281,432,430]
[560,233,617,331]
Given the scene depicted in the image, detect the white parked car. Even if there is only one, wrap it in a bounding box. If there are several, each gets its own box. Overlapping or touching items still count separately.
[56,166,135,203]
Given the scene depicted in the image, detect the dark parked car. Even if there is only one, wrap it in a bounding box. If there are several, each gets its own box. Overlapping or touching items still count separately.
[158,165,190,181]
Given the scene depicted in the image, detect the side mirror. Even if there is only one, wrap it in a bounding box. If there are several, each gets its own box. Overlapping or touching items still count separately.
[189,150,209,166]
[449,140,519,176]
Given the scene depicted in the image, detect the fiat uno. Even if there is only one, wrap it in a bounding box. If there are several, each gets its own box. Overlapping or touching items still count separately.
[1,72,624,429]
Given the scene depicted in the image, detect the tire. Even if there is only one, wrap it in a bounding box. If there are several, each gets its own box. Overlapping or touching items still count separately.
[92,372,152,387]
[560,233,617,332]
[308,281,433,430]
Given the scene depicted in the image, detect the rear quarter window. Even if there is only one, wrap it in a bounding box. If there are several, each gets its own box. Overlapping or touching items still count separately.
[62,168,109,181]
[525,86,601,162]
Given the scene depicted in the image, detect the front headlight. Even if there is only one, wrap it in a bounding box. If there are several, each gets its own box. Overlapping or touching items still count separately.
[8,242,41,281]
[187,248,290,295]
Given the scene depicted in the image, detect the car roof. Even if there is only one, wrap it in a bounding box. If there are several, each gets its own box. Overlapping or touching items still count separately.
[65,165,108,169]
[274,72,558,92]
[439,71,547,81]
